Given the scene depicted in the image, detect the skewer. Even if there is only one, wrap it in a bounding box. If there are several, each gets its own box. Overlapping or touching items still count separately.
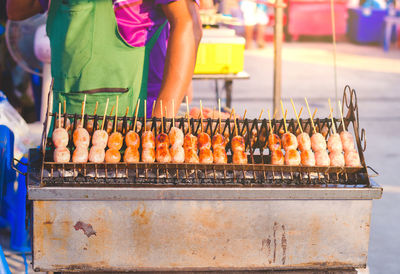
[290,98,303,133]
[232,108,238,136]
[160,100,164,133]
[58,103,62,128]
[81,94,87,128]
[200,100,204,133]
[258,108,264,120]
[338,100,346,131]
[101,98,109,131]
[243,110,247,120]
[328,99,337,134]
[304,97,317,134]
[298,106,303,118]
[63,100,66,115]
[109,105,115,116]
[267,109,274,133]
[124,106,129,117]
[114,96,119,133]
[218,99,222,134]
[144,100,147,133]
[133,99,140,133]
[94,101,99,116]
[280,100,288,133]
[152,100,156,116]
[185,96,191,134]
[312,108,318,120]
[172,100,175,127]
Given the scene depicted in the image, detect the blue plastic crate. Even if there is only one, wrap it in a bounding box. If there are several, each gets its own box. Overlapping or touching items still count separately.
[347,8,388,43]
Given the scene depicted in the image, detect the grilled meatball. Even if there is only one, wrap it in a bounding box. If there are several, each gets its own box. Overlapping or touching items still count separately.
[53,147,71,163]
[198,132,212,150]
[344,150,361,167]
[183,134,198,151]
[169,127,184,147]
[52,128,69,148]
[297,132,311,152]
[213,146,228,164]
[105,148,121,163]
[184,148,199,164]
[340,131,355,153]
[92,129,108,149]
[268,134,282,152]
[231,136,245,152]
[271,150,284,165]
[170,145,185,163]
[108,132,123,150]
[284,149,300,166]
[125,131,140,150]
[301,149,315,166]
[199,148,213,164]
[329,151,345,167]
[156,133,170,148]
[73,127,90,148]
[212,133,226,149]
[142,148,155,163]
[282,132,298,151]
[123,146,140,163]
[311,133,327,152]
[233,150,248,164]
[156,145,172,163]
[315,150,330,166]
[72,146,89,163]
[89,145,106,163]
[142,131,155,150]
[327,133,343,153]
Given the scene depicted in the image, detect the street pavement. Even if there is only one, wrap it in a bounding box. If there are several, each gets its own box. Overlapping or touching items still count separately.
[193,42,400,274]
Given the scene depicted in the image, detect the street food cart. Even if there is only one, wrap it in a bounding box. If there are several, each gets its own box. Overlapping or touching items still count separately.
[27,87,381,272]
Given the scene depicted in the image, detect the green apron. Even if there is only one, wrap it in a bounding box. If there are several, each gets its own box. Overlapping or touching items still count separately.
[47,0,166,118]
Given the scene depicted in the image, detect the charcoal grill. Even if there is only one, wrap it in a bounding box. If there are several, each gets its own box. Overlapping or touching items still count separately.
[27,86,382,272]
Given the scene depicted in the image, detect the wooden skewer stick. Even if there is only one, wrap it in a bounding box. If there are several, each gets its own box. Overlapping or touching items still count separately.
[242,110,247,120]
[298,106,303,118]
[113,96,119,133]
[81,94,87,128]
[93,101,99,116]
[200,100,204,133]
[152,100,156,117]
[328,98,337,134]
[232,108,239,136]
[124,106,129,117]
[267,109,274,133]
[312,108,317,120]
[218,99,222,134]
[58,103,62,128]
[304,97,317,134]
[185,96,191,135]
[290,98,303,133]
[109,105,115,116]
[101,98,109,131]
[338,100,347,132]
[160,100,164,133]
[258,108,264,120]
[172,100,175,127]
[133,99,140,133]
[144,100,147,133]
[280,100,288,133]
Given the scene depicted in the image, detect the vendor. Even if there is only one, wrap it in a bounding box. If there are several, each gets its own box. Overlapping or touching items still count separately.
[6,0,202,118]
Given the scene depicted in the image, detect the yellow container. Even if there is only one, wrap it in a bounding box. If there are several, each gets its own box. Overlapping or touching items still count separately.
[194,35,245,74]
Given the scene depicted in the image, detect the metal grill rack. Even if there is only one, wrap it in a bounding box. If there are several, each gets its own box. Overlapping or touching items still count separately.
[35,86,373,187]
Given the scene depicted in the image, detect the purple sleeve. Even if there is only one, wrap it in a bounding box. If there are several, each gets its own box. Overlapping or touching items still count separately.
[154,0,200,6]
[39,0,49,12]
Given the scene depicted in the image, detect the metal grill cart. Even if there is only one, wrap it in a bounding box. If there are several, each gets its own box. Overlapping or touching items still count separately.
[27,87,381,272]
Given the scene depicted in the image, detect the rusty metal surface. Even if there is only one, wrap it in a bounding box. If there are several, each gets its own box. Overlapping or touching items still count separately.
[33,199,372,272]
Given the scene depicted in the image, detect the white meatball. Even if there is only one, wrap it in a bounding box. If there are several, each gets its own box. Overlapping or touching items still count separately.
[52,128,69,148]
[328,133,343,153]
[72,146,89,163]
[311,133,327,152]
[53,147,70,163]
[170,145,185,163]
[345,150,361,167]
[92,130,108,149]
[297,132,311,152]
[89,145,106,163]
[284,149,300,166]
[315,150,330,166]
[340,131,355,153]
[329,151,345,167]
[301,149,315,166]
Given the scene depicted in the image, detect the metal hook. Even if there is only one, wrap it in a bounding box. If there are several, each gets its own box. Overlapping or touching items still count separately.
[343,85,352,109]
[361,128,367,152]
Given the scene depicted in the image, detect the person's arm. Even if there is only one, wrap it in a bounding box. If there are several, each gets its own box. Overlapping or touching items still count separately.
[6,0,43,20]
[153,0,202,117]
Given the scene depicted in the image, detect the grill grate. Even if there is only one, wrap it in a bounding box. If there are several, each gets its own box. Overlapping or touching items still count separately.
[34,86,371,188]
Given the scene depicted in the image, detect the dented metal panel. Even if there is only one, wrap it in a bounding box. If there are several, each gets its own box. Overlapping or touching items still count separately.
[33,199,372,272]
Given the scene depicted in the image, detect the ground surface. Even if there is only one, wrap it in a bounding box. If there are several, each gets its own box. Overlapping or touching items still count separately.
[193,41,400,274]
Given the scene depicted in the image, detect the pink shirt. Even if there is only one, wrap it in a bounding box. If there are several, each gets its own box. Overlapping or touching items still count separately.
[40,0,198,117]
